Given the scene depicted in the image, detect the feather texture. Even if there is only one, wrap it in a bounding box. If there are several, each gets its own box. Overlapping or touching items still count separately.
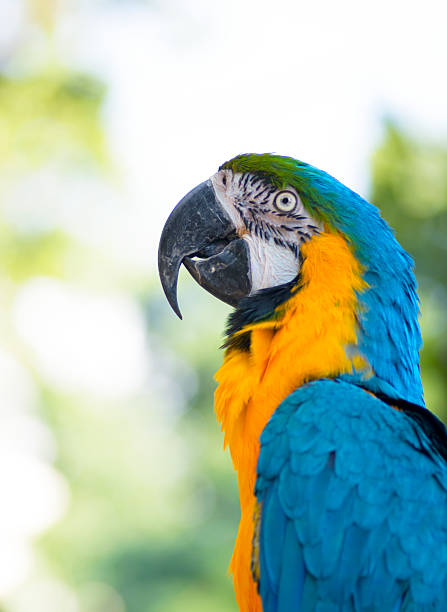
[256,380,447,611]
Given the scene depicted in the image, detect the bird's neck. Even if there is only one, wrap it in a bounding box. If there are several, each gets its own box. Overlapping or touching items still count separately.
[215,232,367,469]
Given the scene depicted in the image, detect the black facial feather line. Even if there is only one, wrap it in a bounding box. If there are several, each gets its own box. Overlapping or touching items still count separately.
[228,171,319,255]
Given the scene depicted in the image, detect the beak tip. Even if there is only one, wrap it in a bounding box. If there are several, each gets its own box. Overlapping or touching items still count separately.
[162,284,183,320]
[167,296,183,320]
[158,246,183,319]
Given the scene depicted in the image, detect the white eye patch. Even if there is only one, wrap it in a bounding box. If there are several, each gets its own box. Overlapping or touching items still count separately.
[242,233,299,294]
[210,170,321,294]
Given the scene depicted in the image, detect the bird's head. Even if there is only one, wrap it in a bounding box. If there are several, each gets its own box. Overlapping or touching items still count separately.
[159,153,424,406]
[159,154,325,317]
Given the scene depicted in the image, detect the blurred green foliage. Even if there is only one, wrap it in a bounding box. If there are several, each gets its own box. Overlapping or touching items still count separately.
[0,71,106,168]
[0,46,239,612]
[35,289,239,612]
[371,121,447,285]
[0,46,446,612]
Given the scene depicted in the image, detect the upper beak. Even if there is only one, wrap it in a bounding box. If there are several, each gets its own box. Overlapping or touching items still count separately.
[158,180,251,318]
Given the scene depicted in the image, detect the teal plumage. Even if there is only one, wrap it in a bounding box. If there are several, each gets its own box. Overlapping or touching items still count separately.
[256,380,447,611]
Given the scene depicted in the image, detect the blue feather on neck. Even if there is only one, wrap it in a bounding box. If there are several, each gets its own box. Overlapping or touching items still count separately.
[299,165,424,407]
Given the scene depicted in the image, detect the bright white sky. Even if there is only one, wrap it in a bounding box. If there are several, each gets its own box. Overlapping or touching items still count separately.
[67,0,447,268]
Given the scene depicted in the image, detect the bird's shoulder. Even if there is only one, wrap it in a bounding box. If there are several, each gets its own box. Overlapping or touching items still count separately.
[258,379,447,483]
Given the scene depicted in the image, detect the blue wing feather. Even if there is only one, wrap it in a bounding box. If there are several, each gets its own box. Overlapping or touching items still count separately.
[255,380,447,611]
[277,517,305,609]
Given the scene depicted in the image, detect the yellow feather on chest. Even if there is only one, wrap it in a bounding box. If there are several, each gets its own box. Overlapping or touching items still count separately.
[214,232,368,612]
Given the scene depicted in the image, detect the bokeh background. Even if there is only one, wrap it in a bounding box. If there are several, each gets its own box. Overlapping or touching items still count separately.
[0,1,446,610]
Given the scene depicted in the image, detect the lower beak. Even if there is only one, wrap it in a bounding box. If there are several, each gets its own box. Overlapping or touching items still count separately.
[158,180,251,318]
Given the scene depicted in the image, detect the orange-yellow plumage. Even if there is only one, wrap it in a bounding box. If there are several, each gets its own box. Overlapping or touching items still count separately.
[214,231,368,612]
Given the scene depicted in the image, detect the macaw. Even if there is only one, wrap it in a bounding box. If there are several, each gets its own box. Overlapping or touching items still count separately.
[158,154,447,611]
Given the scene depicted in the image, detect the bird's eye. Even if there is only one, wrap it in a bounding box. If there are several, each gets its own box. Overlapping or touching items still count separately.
[273,190,298,212]
[222,175,227,186]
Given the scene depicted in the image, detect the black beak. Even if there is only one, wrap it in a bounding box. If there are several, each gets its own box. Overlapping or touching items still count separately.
[158,180,251,318]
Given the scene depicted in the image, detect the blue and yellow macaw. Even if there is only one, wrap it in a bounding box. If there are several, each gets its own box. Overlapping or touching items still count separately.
[158,154,447,611]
